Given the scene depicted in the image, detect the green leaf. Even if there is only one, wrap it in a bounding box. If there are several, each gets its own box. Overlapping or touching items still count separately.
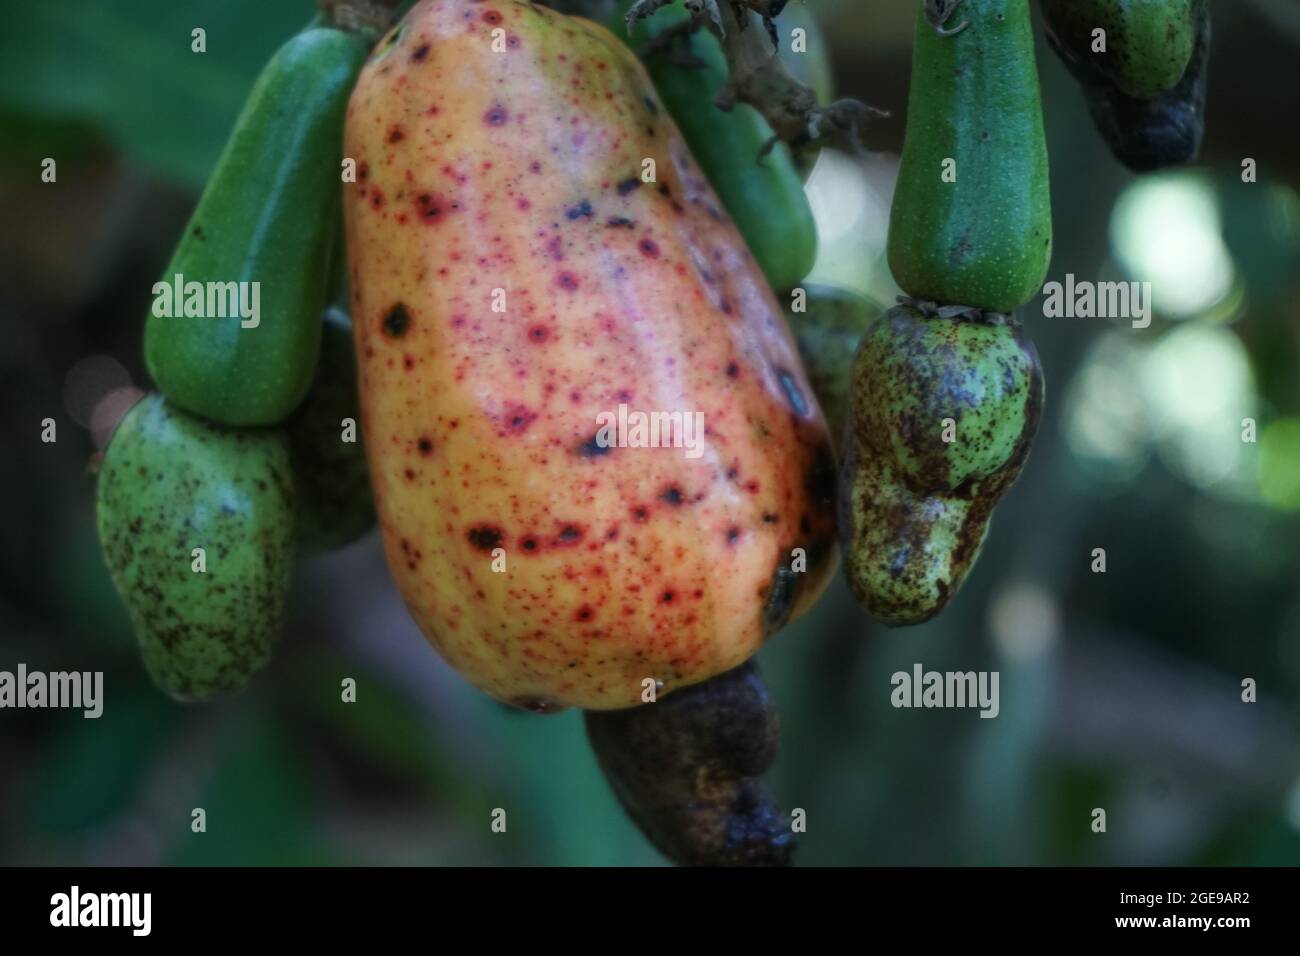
[0,0,316,189]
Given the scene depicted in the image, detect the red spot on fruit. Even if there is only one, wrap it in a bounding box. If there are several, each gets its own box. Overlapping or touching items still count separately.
[556,272,579,291]
[483,10,502,25]
[528,325,549,343]
[639,238,660,258]
[484,104,508,126]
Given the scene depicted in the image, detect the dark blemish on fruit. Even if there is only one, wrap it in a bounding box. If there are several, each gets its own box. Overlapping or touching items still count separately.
[639,238,660,258]
[417,436,434,456]
[777,368,809,416]
[467,525,503,552]
[191,226,205,241]
[642,94,659,116]
[726,362,740,378]
[556,524,583,545]
[483,10,502,25]
[383,303,411,338]
[660,590,676,604]
[370,189,385,210]
[388,126,405,144]
[556,271,579,291]
[660,485,684,506]
[403,468,416,481]
[411,43,430,62]
[502,406,536,435]
[529,160,542,173]
[617,177,641,196]
[606,217,635,229]
[528,324,549,343]
[416,192,458,223]
[631,505,649,522]
[566,200,594,220]
[484,104,508,126]
[403,355,415,370]
[762,561,800,635]
[727,526,741,544]
[578,434,611,457]
[762,512,777,524]
[521,536,539,552]
[658,183,672,197]
[576,605,594,622]
[358,162,369,181]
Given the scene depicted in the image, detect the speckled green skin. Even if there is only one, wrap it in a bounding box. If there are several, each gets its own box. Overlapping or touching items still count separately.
[887,0,1052,313]
[609,3,817,294]
[288,307,375,551]
[1043,0,1209,172]
[787,284,879,445]
[838,305,1043,626]
[1039,0,1195,99]
[96,394,295,700]
[144,28,368,426]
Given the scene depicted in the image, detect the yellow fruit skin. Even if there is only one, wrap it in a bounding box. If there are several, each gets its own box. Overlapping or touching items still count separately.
[344,0,837,712]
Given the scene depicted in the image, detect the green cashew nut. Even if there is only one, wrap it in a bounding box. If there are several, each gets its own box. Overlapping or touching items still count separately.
[838,304,1043,626]
[786,284,880,446]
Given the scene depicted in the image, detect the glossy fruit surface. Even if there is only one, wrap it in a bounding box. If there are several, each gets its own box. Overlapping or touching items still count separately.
[345,0,836,711]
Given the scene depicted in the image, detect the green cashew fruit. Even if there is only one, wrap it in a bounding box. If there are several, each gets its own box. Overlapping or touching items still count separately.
[786,284,880,445]
[887,0,1052,313]
[287,306,375,552]
[1042,0,1209,172]
[1038,0,1196,100]
[838,304,1043,626]
[609,2,817,294]
[144,26,368,426]
[96,394,295,700]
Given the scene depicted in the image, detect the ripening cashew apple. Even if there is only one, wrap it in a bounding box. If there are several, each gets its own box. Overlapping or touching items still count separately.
[839,305,1044,625]
[343,0,837,711]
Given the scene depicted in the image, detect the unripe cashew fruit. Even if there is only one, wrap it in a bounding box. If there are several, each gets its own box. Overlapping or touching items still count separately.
[1042,0,1210,172]
[288,306,375,552]
[786,284,880,446]
[1038,0,1197,100]
[344,0,837,711]
[96,394,295,700]
[887,0,1052,314]
[839,304,1043,625]
[144,27,368,426]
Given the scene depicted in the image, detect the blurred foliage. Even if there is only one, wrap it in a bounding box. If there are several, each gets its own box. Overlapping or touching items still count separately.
[1,0,1299,867]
